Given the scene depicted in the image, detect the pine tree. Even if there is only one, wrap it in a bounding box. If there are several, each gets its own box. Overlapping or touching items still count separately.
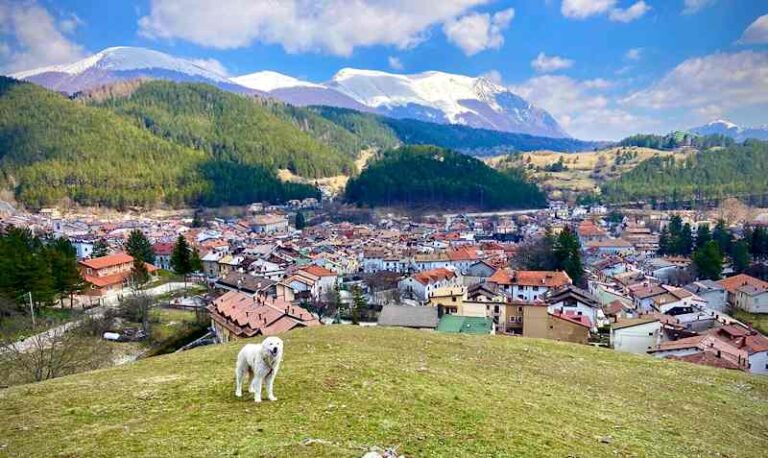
[712,220,732,256]
[731,240,751,274]
[693,241,723,281]
[295,211,306,230]
[679,223,694,256]
[126,229,155,265]
[554,227,584,285]
[131,257,150,289]
[695,224,711,250]
[190,248,203,273]
[658,227,670,255]
[92,239,110,258]
[351,286,366,325]
[170,235,193,292]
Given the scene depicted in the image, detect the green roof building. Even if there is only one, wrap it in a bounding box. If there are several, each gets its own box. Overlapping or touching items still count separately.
[437,315,493,335]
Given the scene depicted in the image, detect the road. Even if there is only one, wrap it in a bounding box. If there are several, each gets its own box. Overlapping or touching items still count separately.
[4,282,191,353]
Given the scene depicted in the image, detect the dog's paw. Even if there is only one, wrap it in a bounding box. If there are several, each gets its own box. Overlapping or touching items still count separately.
[268,396,278,402]
[235,391,242,398]
[248,386,255,393]
[254,397,262,403]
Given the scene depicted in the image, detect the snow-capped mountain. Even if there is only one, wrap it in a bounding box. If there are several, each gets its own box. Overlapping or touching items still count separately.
[10,46,568,138]
[327,68,566,137]
[9,47,258,95]
[233,71,372,111]
[689,119,768,141]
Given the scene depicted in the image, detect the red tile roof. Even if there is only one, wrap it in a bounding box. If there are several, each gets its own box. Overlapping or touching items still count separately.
[718,274,768,294]
[300,264,337,278]
[413,267,457,286]
[207,290,319,338]
[488,268,571,287]
[80,252,133,270]
[668,352,742,370]
[152,242,174,256]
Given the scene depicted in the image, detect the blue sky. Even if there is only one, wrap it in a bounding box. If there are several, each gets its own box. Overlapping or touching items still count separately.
[1,0,766,140]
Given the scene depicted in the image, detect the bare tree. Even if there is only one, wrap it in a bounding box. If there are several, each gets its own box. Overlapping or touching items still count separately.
[1,321,112,385]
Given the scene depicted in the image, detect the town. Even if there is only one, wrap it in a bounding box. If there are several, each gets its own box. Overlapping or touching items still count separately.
[2,195,767,385]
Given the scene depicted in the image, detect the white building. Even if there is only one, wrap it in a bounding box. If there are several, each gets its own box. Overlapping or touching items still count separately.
[610,318,662,353]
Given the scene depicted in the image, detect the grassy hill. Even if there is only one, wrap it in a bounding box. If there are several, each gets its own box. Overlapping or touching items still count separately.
[2,326,767,457]
[488,147,682,200]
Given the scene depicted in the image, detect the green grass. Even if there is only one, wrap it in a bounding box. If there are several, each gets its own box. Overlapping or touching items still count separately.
[148,308,199,343]
[732,309,768,335]
[1,326,767,457]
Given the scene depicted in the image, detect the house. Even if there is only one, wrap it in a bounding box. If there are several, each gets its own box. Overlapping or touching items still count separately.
[377,305,439,330]
[201,251,223,278]
[248,258,285,281]
[545,285,602,330]
[487,268,571,302]
[627,282,667,312]
[436,315,493,335]
[398,267,461,303]
[427,286,467,315]
[718,274,768,312]
[152,242,174,271]
[215,271,294,302]
[576,220,607,244]
[71,237,96,260]
[684,280,727,312]
[251,214,289,234]
[610,318,662,353]
[79,253,158,296]
[290,265,339,301]
[207,290,319,342]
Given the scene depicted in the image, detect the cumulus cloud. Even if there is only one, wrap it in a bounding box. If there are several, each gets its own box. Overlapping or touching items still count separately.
[190,58,229,76]
[0,1,86,73]
[609,2,650,23]
[683,0,716,15]
[443,8,515,56]
[561,0,649,22]
[531,52,574,73]
[139,0,488,57]
[388,56,404,70]
[510,74,647,140]
[625,47,643,60]
[738,14,768,45]
[561,0,615,19]
[622,51,768,111]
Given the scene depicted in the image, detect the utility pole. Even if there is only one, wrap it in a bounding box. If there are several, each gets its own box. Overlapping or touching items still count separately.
[27,291,35,328]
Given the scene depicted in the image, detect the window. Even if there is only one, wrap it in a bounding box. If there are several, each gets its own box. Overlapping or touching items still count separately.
[648,332,653,336]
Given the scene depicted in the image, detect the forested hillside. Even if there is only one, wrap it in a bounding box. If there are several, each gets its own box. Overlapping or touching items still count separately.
[602,141,768,204]
[0,77,317,208]
[345,145,546,210]
[617,131,734,150]
[311,106,599,154]
[89,81,355,178]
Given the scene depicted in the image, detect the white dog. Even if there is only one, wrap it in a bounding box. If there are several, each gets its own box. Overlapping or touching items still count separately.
[235,336,283,402]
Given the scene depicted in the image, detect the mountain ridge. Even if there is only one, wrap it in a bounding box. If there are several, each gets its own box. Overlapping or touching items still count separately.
[689,119,768,141]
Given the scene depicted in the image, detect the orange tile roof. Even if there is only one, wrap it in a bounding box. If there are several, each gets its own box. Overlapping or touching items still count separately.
[718,274,768,294]
[300,264,337,278]
[80,252,133,270]
[413,267,456,286]
[207,290,319,337]
[488,268,571,287]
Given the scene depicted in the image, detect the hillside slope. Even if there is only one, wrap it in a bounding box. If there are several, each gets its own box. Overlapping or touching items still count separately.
[2,326,766,457]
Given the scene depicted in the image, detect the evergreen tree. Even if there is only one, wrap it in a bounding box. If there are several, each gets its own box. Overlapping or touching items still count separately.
[92,239,110,258]
[679,223,694,256]
[131,257,150,289]
[126,229,155,265]
[48,238,85,307]
[170,235,192,276]
[658,227,670,255]
[191,210,204,228]
[712,220,732,256]
[190,248,203,273]
[731,240,751,274]
[351,286,366,325]
[295,211,306,230]
[553,227,584,285]
[695,224,711,250]
[693,241,724,281]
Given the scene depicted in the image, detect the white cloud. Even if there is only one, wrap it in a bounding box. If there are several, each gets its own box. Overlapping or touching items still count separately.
[623,51,768,111]
[738,14,768,45]
[190,58,228,76]
[388,56,403,70]
[482,69,503,84]
[608,1,650,23]
[443,8,515,56]
[59,13,84,35]
[561,0,649,23]
[531,52,574,73]
[510,74,648,140]
[139,0,488,57]
[683,0,716,15]
[625,47,642,60]
[0,1,86,73]
[561,0,615,19]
